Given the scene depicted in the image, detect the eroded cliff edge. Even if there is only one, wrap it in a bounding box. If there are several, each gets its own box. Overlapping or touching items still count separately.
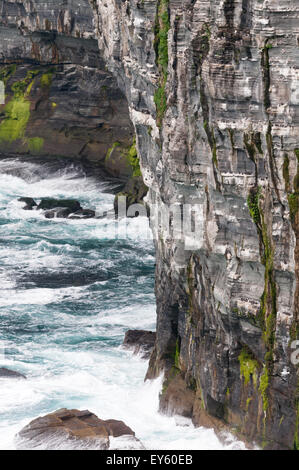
[91,0,299,449]
[0,0,135,179]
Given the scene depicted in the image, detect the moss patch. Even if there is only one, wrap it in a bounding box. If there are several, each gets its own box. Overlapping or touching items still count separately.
[121,139,141,177]
[238,347,259,387]
[0,64,17,85]
[247,187,261,226]
[154,0,170,126]
[174,339,180,369]
[105,141,120,162]
[27,137,44,154]
[259,367,269,412]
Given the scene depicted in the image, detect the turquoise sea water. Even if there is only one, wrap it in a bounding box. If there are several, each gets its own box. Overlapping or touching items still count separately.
[0,158,245,450]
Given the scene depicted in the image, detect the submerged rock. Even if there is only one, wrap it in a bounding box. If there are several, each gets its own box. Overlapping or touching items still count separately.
[37,199,82,212]
[123,330,156,359]
[0,1,134,179]
[16,408,142,450]
[114,176,148,218]
[0,367,26,379]
[18,197,37,210]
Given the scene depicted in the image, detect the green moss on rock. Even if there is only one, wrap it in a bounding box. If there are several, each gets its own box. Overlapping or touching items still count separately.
[105,141,120,161]
[125,140,141,177]
[238,347,259,387]
[247,188,261,226]
[40,72,53,89]
[259,367,269,412]
[0,98,30,144]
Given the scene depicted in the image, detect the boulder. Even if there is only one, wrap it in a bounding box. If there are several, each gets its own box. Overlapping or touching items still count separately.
[37,199,82,212]
[16,409,140,450]
[18,197,37,210]
[0,367,26,379]
[44,207,73,219]
[159,372,195,419]
[123,330,156,359]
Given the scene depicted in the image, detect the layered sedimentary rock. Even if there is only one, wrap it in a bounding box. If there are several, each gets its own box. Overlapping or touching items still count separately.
[91,0,299,449]
[0,0,134,178]
[16,408,142,450]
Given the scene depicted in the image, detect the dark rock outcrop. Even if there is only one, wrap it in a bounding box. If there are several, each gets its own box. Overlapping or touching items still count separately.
[16,408,140,450]
[0,367,26,379]
[114,176,148,218]
[18,197,37,210]
[123,330,156,359]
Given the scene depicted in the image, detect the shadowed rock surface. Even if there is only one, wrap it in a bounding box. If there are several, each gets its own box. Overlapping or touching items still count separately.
[16,408,140,450]
[123,330,156,359]
[18,197,37,210]
[37,198,82,212]
[0,367,26,379]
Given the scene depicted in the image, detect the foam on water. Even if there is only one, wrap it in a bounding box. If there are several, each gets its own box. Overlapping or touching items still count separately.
[0,158,246,450]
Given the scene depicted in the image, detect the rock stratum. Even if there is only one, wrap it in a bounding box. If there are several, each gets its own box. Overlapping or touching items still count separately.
[1,0,299,450]
[91,0,299,450]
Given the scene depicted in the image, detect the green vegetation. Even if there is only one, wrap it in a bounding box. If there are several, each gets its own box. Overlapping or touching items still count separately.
[105,139,141,177]
[125,139,141,177]
[246,397,253,411]
[259,367,269,412]
[0,98,30,144]
[27,137,44,154]
[154,0,170,126]
[174,339,180,369]
[246,185,277,413]
[105,141,120,161]
[285,150,299,225]
[40,72,53,89]
[288,194,299,225]
[238,347,259,387]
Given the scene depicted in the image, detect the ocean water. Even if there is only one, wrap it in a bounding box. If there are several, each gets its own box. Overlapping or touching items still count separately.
[0,158,245,450]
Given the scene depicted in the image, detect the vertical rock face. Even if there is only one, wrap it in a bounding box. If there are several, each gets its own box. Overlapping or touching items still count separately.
[92,0,299,449]
[0,0,134,178]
